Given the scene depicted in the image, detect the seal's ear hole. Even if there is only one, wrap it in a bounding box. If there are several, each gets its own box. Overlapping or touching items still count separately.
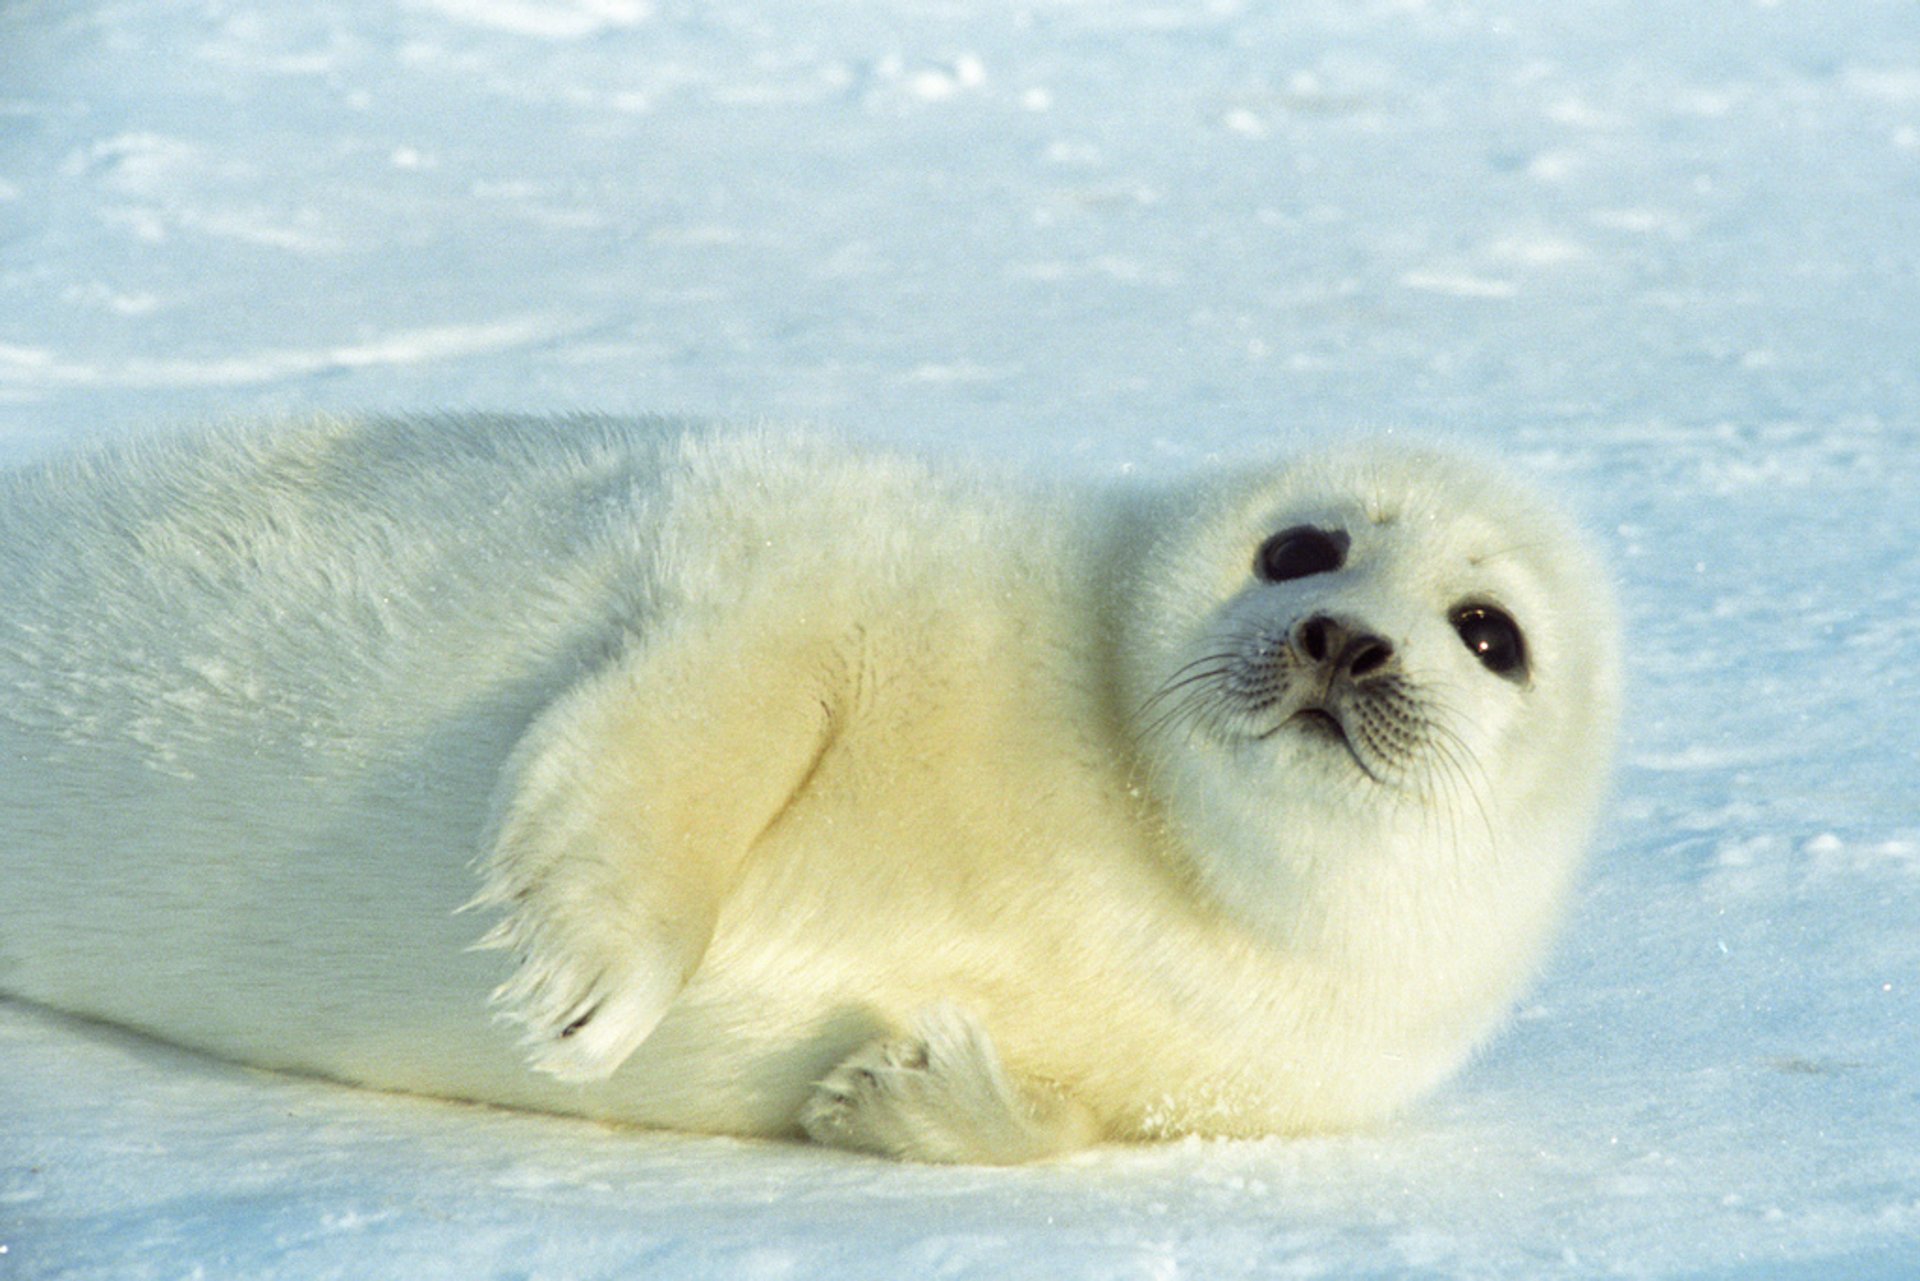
[1254,526,1350,583]
[1450,603,1528,680]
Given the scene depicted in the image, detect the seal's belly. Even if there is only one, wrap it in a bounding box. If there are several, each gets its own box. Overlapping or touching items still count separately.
[571,769,1168,1134]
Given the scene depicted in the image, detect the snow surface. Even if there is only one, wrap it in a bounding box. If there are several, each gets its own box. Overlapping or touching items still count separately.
[3,0,1919,1276]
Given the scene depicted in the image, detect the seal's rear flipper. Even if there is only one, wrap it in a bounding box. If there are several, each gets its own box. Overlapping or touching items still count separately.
[470,616,838,1082]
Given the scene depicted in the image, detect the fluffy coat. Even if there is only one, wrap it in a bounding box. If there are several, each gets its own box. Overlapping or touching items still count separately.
[0,416,1619,1161]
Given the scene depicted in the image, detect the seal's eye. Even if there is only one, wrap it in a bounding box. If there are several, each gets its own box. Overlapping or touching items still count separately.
[1254,526,1350,583]
[1451,604,1527,680]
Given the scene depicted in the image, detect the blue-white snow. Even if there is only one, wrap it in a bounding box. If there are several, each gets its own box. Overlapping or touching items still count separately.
[2,0,1917,1276]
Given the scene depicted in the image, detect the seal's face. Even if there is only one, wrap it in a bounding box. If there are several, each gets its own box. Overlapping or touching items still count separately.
[1142,516,1534,791]
[1125,447,1619,910]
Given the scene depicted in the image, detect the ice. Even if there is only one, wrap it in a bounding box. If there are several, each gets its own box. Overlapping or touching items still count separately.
[3,0,1918,1276]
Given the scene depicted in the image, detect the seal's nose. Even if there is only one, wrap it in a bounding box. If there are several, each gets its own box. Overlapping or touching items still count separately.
[1294,614,1395,679]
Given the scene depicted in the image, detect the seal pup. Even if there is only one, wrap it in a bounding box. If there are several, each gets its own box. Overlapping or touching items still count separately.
[0,415,1620,1163]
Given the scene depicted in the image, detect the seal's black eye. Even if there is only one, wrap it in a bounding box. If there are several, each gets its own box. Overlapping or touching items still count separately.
[1254,526,1349,583]
[1451,604,1527,680]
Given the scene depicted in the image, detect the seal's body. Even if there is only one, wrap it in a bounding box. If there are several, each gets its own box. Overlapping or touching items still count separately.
[0,416,1619,1162]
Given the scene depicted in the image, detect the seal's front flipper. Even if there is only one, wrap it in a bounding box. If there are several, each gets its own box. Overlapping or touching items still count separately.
[471,621,837,1082]
[474,907,697,1082]
[800,1003,1100,1164]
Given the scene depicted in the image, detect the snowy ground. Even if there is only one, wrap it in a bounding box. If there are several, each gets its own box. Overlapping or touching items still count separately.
[3,0,1919,1276]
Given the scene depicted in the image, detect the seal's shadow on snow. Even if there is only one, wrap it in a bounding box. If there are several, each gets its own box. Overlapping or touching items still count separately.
[1,996,264,1083]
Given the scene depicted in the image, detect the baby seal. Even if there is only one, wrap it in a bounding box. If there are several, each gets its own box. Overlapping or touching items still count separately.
[0,415,1620,1163]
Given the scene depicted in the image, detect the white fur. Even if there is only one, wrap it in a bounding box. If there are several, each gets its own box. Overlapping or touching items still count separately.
[800,1002,1099,1164]
[0,415,1619,1162]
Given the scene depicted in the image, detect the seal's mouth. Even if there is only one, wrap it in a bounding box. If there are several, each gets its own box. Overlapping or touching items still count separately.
[1283,705,1385,783]
[1288,706,1346,741]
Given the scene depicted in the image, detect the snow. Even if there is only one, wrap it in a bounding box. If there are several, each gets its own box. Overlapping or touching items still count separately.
[2,0,1918,1276]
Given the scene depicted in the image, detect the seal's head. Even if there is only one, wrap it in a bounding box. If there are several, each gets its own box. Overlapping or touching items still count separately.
[1122,444,1621,937]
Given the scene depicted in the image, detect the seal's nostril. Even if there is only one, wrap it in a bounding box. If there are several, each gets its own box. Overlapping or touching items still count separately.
[1295,614,1393,678]
[1299,615,1331,662]
[1346,639,1392,678]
